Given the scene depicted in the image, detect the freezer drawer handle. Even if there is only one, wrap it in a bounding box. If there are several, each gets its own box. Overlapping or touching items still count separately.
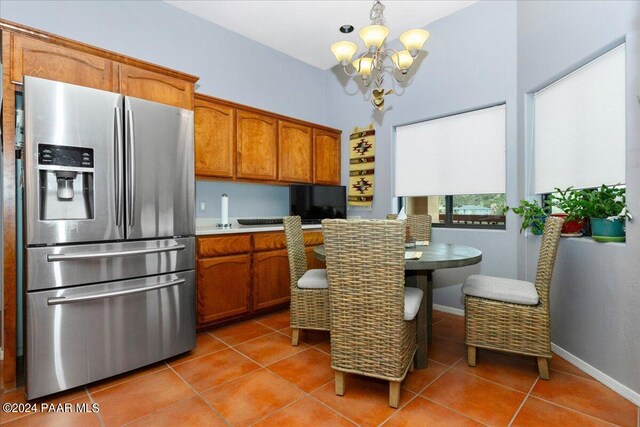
[47,278,186,306]
[46,244,186,262]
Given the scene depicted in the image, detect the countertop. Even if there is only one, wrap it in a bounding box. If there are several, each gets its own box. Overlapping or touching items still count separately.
[196,218,322,236]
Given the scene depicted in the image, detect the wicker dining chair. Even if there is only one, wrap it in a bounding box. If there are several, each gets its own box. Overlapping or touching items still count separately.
[462,216,563,379]
[386,214,432,241]
[283,216,330,346]
[322,219,422,408]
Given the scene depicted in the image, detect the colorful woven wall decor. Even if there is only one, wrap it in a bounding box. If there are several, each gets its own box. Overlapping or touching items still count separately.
[348,124,375,208]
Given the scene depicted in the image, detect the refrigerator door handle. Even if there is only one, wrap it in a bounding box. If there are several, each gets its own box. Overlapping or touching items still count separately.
[126,108,136,228]
[46,278,186,306]
[46,244,186,262]
[114,106,124,226]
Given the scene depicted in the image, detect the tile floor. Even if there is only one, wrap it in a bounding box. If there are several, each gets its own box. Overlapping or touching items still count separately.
[1,309,639,426]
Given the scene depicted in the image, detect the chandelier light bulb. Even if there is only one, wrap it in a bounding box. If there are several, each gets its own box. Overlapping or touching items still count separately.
[358,25,390,50]
[392,50,414,72]
[330,41,359,66]
[399,29,430,56]
[352,57,374,78]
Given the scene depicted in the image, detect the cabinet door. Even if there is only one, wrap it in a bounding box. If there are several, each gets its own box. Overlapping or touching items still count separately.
[119,64,193,109]
[11,35,118,91]
[195,99,235,178]
[313,129,341,185]
[278,120,312,183]
[197,254,251,326]
[236,110,277,181]
[252,249,291,311]
[305,246,326,270]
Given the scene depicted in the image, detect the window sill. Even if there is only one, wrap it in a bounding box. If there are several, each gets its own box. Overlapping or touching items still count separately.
[525,232,627,247]
[433,225,507,232]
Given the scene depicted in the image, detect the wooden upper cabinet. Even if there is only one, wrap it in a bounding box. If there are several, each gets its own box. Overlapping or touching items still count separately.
[10,34,118,91]
[278,120,312,183]
[195,97,235,178]
[119,64,193,109]
[236,109,277,181]
[314,129,341,185]
[191,90,340,185]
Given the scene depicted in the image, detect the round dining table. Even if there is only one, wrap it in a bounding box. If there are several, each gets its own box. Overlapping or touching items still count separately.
[314,242,482,369]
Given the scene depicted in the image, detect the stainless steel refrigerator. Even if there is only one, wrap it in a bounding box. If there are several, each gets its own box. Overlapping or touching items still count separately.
[23,76,196,399]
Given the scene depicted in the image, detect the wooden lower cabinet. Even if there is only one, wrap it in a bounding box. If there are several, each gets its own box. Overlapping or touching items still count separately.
[196,230,323,328]
[305,246,326,270]
[252,249,291,311]
[197,254,251,325]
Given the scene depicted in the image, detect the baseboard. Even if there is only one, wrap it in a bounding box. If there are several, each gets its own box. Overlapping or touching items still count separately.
[551,343,640,406]
[433,303,464,317]
[433,304,640,406]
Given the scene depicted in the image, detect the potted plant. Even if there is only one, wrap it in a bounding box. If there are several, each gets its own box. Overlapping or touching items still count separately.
[511,199,550,235]
[548,187,587,235]
[580,184,631,242]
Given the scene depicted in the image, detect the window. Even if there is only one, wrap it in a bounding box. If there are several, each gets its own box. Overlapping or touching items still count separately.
[401,194,506,228]
[533,44,625,194]
[395,104,506,228]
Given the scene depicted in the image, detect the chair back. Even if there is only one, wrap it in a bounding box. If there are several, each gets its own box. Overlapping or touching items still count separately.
[534,216,563,308]
[322,219,407,377]
[283,216,308,290]
[387,214,432,241]
[407,214,432,241]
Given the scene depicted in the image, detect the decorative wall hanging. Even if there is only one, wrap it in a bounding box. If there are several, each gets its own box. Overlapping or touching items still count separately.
[348,124,376,208]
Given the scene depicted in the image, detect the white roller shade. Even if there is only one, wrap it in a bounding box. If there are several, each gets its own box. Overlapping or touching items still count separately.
[533,44,625,194]
[395,105,506,196]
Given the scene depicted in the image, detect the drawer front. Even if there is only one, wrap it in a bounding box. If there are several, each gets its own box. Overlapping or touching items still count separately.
[26,271,195,399]
[303,231,323,246]
[198,235,251,257]
[253,232,286,252]
[26,237,195,291]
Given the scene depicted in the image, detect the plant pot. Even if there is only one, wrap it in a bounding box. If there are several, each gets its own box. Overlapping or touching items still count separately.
[531,215,546,235]
[551,213,585,235]
[590,218,625,242]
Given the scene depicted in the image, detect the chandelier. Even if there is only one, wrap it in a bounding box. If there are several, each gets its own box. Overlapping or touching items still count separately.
[330,1,430,110]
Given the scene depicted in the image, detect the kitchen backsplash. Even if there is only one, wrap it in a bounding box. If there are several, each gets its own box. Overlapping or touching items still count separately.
[195,181,289,218]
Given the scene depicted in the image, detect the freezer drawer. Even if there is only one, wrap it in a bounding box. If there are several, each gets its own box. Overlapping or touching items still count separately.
[26,237,195,291]
[26,271,195,400]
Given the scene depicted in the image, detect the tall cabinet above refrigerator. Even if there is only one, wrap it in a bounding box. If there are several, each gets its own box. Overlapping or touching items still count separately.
[23,76,196,399]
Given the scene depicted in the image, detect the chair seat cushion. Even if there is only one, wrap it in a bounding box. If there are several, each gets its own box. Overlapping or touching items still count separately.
[462,275,539,305]
[297,269,328,289]
[404,287,423,321]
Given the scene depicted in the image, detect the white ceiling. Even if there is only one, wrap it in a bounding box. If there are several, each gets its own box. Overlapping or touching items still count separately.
[165,1,477,70]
